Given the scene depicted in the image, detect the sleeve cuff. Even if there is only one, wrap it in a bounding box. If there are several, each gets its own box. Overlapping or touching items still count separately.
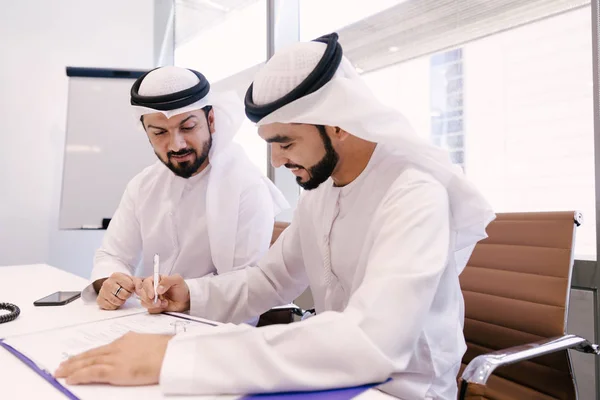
[80,283,99,304]
[185,276,212,317]
[159,334,198,395]
[159,323,254,395]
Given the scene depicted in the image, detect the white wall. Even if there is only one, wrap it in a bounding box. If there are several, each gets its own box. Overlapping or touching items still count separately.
[0,0,158,277]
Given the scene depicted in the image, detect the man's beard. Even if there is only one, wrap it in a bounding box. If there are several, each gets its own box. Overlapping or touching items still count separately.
[285,125,339,190]
[158,135,212,178]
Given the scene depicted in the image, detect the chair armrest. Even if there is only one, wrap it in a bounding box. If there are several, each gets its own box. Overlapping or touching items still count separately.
[268,303,305,316]
[461,334,599,386]
[257,304,305,327]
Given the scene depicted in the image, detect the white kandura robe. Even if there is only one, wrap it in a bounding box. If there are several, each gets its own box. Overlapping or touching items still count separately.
[160,144,467,400]
[81,160,275,303]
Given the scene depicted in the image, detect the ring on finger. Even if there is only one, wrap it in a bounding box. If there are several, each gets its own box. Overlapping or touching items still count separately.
[113,285,123,298]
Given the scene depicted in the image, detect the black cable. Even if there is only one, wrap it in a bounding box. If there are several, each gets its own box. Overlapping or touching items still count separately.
[0,302,20,324]
[458,379,468,400]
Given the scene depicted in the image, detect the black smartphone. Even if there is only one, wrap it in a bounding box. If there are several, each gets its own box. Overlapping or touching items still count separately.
[33,291,81,306]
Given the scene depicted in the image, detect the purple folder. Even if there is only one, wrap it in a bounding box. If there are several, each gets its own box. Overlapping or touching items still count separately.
[0,339,80,400]
[241,381,383,400]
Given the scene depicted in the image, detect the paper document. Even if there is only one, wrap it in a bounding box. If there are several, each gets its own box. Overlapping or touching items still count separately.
[5,313,212,373]
[3,313,228,400]
[1,296,146,340]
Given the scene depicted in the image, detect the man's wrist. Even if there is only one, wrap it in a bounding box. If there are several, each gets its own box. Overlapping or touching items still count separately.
[182,281,191,312]
[92,278,108,294]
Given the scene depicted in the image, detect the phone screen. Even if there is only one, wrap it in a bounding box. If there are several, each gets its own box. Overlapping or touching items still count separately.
[35,291,81,304]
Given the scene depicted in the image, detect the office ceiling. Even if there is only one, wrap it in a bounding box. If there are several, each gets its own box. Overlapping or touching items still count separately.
[174,0,591,74]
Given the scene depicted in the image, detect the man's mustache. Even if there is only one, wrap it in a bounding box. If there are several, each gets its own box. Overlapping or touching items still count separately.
[285,163,303,169]
[168,149,194,158]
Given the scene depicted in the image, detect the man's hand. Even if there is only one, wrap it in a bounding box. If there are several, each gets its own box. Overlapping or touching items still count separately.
[135,274,190,314]
[96,272,136,310]
[54,332,171,386]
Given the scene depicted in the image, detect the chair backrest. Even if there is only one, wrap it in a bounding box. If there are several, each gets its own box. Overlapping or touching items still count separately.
[257,221,293,327]
[271,221,290,246]
[460,211,581,400]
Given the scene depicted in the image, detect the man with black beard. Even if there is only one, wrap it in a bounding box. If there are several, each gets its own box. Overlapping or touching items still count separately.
[81,66,288,312]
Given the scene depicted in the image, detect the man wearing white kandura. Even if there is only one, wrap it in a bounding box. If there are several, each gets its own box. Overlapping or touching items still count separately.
[58,33,493,400]
[80,66,288,316]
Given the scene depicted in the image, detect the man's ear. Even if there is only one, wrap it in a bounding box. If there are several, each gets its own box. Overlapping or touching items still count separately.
[207,109,216,134]
[333,126,350,141]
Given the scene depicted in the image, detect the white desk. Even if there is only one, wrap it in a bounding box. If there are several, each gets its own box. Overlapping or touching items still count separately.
[0,264,143,339]
[0,264,392,400]
[0,264,145,399]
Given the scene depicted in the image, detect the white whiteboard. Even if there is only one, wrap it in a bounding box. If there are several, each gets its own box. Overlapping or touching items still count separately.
[59,68,156,229]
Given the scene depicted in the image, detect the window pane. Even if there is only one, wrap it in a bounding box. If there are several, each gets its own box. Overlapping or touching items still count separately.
[175,0,267,82]
[465,7,594,259]
[174,1,268,177]
[233,118,268,177]
[361,7,595,259]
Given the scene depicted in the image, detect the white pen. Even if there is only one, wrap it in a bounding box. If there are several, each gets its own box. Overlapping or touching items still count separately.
[153,253,160,304]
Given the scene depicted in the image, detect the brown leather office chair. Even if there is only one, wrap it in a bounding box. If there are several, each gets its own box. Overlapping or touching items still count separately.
[271,221,290,246]
[458,211,599,400]
[257,221,302,327]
